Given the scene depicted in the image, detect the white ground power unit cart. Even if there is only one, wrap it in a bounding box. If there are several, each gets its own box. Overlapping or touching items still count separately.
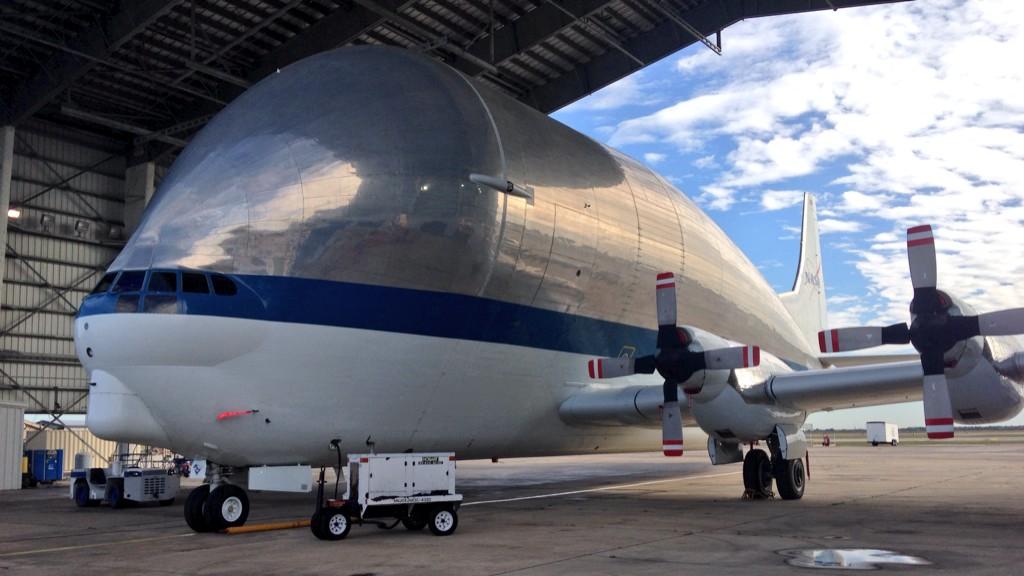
[311,450,463,541]
[69,444,180,508]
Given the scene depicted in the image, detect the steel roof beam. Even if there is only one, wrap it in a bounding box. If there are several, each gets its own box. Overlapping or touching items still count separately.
[526,0,911,112]
[5,0,185,125]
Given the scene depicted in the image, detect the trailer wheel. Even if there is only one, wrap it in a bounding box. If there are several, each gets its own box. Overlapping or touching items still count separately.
[318,510,350,540]
[184,485,212,533]
[74,481,99,507]
[891,439,898,447]
[428,506,458,536]
[310,511,325,540]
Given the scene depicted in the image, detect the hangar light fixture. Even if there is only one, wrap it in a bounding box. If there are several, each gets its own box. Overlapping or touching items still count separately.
[40,213,54,231]
[75,220,91,237]
[7,207,21,220]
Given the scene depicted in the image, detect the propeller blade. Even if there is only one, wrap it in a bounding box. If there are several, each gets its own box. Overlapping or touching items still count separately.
[586,357,635,379]
[703,346,760,370]
[907,225,937,290]
[976,308,1024,337]
[661,380,683,456]
[922,373,955,440]
[656,273,681,349]
[817,324,911,353]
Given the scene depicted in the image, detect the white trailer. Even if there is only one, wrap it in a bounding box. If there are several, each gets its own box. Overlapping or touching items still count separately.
[311,452,462,540]
[866,422,899,446]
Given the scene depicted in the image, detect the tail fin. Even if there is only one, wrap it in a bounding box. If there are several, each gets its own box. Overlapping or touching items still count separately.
[779,194,828,351]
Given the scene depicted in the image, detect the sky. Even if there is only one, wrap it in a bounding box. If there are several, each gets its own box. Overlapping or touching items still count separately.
[552,0,1024,428]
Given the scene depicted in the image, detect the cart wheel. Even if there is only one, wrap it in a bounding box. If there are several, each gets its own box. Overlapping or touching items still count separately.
[402,517,427,531]
[108,481,125,509]
[428,506,458,536]
[317,509,350,541]
[74,481,99,507]
[310,511,325,540]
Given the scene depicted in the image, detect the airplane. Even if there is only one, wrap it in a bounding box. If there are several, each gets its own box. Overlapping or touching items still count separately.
[73,45,1024,532]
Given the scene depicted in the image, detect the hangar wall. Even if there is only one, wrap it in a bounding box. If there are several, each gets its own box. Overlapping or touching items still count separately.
[0,121,126,414]
[0,401,25,490]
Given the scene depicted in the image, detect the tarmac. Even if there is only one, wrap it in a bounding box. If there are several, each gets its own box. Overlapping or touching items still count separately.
[2,443,1024,575]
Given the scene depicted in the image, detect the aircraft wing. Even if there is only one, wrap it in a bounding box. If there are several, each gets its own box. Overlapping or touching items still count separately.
[560,361,924,427]
[819,353,919,368]
[742,361,923,413]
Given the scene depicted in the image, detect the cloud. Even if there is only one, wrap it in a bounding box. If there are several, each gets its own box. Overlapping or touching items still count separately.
[760,190,805,211]
[561,74,657,111]
[693,154,717,169]
[602,0,1024,322]
[643,152,667,165]
[818,219,864,235]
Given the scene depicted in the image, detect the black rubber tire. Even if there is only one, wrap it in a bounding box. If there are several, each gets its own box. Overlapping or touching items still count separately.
[775,458,806,500]
[310,511,325,540]
[428,506,458,536]
[204,484,249,531]
[872,441,878,446]
[184,485,212,533]
[74,481,99,507]
[742,449,773,498]
[107,481,126,509]
[402,517,427,531]
[317,509,351,540]
[159,498,175,507]
[891,439,898,447]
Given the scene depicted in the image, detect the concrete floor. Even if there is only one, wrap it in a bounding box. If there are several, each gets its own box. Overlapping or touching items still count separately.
[2,444,1024,575]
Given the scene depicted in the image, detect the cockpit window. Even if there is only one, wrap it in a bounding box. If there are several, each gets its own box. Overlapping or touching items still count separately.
[91,273,117,294]
[110,271,145,293]
[210,275,237,296]
[182,272,210,294]
[147,271,178,293]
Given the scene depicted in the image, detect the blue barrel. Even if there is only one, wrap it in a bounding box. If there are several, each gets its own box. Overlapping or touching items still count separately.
[25,449,63,482]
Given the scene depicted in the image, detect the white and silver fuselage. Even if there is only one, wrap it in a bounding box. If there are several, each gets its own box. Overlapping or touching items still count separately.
[73,47,1019,468]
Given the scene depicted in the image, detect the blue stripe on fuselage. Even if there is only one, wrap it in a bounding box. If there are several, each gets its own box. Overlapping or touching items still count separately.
[78,273,657,358]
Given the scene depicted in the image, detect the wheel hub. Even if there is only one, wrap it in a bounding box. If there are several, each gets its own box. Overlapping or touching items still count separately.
[329,514,348,535]
[221,496,243,523]
[434,511,454,531]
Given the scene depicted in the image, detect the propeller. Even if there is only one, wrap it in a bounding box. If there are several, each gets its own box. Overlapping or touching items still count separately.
[818,224,1024,439]
[586,272,761,457]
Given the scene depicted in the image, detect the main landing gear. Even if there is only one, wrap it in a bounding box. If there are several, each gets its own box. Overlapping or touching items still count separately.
[184,464,251,532]
[742,437,806,500]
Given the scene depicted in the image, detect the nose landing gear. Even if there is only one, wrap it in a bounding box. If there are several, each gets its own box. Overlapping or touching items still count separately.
[183,463,251,533]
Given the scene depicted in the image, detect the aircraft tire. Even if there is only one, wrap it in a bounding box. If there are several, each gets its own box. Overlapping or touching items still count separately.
[205,484,249,530]
[742,449,773,498]
[184,484,212,532]
[775,458,806,500]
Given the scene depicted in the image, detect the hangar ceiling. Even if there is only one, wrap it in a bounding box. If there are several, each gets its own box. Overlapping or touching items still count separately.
[2,0,907,160]
[0,0,908,415]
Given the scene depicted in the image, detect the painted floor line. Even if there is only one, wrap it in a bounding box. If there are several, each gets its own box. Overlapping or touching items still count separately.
[463,471,742,506]
[0,532,195,558]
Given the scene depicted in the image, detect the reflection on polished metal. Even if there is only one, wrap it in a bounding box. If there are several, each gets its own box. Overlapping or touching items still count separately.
[114,45,816,366]
[781,549,931,570]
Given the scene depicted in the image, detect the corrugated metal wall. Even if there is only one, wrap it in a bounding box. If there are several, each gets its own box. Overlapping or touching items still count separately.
[0,120,126,414]
[23,425,119,476]
[0,401,26,490]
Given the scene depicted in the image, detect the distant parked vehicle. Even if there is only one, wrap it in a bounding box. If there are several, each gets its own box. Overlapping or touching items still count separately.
[867,422,899,446]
